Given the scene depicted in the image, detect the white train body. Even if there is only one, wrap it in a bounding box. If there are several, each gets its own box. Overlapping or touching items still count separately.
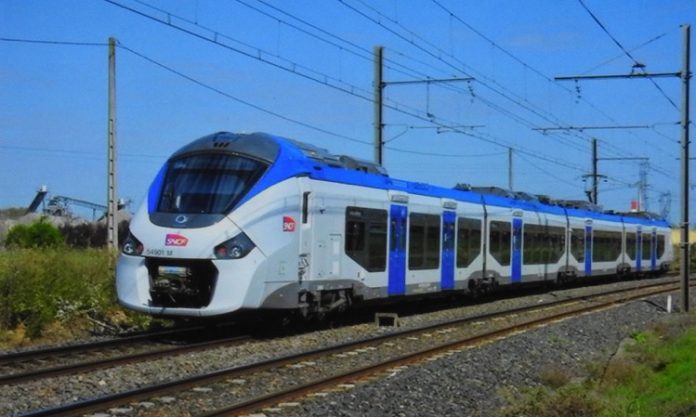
[117,132,673,317]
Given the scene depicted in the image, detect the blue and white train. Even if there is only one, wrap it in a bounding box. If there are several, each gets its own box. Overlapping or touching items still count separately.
[117,132,673,318]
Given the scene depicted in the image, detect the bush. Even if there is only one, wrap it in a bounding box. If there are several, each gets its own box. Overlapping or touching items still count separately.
[0,248,117,338]
[5,219,63,248]
[501,385,603,417]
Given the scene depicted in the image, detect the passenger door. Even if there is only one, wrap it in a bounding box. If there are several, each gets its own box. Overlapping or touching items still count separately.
[636,228,642,272]
[511,217,522,283]
[388,204,407,295]
[441,211,456,290]
[584,222,592,276]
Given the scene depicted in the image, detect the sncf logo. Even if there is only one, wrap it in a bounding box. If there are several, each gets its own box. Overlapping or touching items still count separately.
[283,216,296,232]
[165,234,189,247]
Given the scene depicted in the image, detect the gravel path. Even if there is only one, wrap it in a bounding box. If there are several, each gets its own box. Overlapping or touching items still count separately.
[0,277,686,417]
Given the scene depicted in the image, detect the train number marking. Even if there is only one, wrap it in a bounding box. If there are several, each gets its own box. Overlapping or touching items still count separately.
[145,248,174,257]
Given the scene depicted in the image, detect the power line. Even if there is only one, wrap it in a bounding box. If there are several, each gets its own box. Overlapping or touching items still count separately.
[423,1,678,161]
[0,39,648,187]
[430,0,556,85]
[0,15,644,185]
[576,0,679,111]
[231,0,461,96]
[0,37,106,47]
[109,1,596,173]
[580,32,670,75]
[107,0,446,125]
[442,1,679,168]
[0,144,165,161]
[104,0,375,102]
[339,0,618,154]
[118,43,374,147]
[238,0,640,163]
[0,33,589,172]
[515,151,581,189]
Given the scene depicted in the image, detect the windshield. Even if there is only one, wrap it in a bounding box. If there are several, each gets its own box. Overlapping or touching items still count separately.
[157,153,267,214]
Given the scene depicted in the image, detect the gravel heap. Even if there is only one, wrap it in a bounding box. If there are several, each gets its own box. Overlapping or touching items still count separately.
[0,277,686,417]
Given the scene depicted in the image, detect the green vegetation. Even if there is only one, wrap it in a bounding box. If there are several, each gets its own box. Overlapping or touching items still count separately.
[5,218,63,248]
[0,219,155,346]
[502,315,696,417]
[0,247,152,345]
[670,243,696,272]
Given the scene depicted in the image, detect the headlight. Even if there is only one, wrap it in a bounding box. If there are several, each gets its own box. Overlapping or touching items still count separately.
[214,232,255,259]
[122,232,144,256]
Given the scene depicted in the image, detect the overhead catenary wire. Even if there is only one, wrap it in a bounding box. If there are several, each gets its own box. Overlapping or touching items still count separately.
[0,35,593,175]
[0,28,654,194]
[0,37,107,47]
[98,2,602,176]
[138,0,670,178]
[120,41,583,168]
[576,0,679,111]
[405,1,679,168]
[105,0,452,125]
[337,0,628,158]
[117,43,374,147]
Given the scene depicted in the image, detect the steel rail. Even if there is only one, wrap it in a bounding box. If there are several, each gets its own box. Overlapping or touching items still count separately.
[199,283,684,417]
[0,334,251,385]
[18,279,683,417]
[0,323,229,365]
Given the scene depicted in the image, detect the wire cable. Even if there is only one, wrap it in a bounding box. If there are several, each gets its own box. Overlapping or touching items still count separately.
[118,43,373,146]
[576,0,679,111]
[0,37,106,47]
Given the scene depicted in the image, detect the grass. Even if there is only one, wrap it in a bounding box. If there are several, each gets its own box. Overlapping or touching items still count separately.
[598,320,696,417]
[502,315,696,417]
[0,248,153,347]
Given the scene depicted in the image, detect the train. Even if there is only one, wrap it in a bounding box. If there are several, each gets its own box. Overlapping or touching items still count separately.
[116,131,673,318]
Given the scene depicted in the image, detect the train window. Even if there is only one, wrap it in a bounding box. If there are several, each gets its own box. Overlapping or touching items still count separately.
[548,226,566,263]
[489,220,511,266]
[409,213,441,270]
[523,224,565,265]
[657,234,665,258]
[642,233,652,259]
[345,207,387,272]
[157,154,268,214]
[523,224,542,264]
[457,218,482,268]
[571,228,584,262]
[625,232,637,261]
[592,230,622,262]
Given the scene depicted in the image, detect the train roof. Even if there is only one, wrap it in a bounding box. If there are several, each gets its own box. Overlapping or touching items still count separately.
[172,132,670,228]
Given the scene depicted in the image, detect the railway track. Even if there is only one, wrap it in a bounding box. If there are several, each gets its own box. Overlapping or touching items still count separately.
[0,323,250,385]
[18,279,684,417]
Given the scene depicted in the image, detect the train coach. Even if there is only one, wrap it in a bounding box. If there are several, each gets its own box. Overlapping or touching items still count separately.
[116,132,673,318]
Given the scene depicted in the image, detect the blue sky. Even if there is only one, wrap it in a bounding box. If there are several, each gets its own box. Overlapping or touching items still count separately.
[0,0,693,222]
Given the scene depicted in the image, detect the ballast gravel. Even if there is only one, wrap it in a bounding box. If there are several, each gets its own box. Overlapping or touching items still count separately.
[282,297,680,417]
[0,277,687,417]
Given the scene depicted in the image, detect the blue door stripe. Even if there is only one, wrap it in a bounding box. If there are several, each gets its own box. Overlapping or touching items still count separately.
[388,205,407,295]
[636,231,642,272]
[651,231,657,271]
[441,211,456,290]
[584,225,592,276]
[511,218,522,283]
